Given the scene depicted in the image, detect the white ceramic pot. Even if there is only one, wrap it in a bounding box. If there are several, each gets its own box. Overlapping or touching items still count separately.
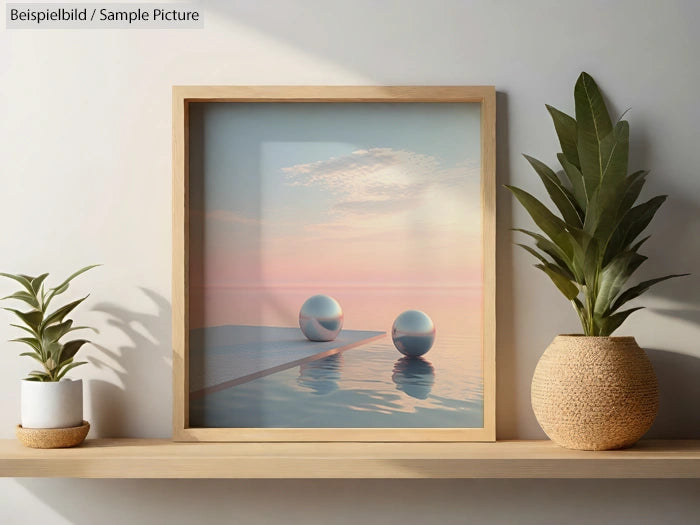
[21,379,83,429]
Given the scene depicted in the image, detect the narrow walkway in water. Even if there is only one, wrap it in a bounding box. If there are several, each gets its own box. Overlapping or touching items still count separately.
[189,325,386,399]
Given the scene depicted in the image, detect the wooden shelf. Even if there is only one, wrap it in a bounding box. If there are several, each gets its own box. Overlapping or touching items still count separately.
[1,439,698,479]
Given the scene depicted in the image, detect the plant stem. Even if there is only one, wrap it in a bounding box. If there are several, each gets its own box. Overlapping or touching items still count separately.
[586,293,595,336]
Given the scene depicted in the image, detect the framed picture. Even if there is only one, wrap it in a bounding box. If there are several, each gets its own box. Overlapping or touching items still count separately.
[173,86,496,442]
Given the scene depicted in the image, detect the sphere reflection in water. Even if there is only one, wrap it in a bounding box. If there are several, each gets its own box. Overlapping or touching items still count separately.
[392,356,435,400]
[391,310,435,356]
[297,353,344,395]
[299,295,344,341]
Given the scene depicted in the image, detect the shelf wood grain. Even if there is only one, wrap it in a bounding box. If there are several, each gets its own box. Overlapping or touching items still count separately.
[1,439,698,479]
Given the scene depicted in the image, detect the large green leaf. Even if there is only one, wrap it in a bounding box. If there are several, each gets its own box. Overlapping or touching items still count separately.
[598,171,649,263]
[517,243,575,280]
[597,307,644,336]
[582,121,630,236]
[513,229,577,278]
[505,186,574,257]
[535,264,580,300]
[631,235,651,253]
[10,323,35,336]
[10,337,42,353]
[55,361,87,381]
[617,170,648,217]
[623,196,667,246]
[582,237,601,294]
[30,273,49,294]
[26,371,51,382]
[572,296,588,328]
[516,243,550,265]
[610,273,689,313]
[574,72,613,198]
[523,155,582,227]
[563,227,594,291]
[45,265,99,307]
[1,290,39,309]
[19,352,44,365]
[59,339,89,363]
[604,196,667,263]
[557,153,588,209]
[599,120,629,186]
[594,251,647,315]
[19,351,45,366]
[546,104,580,168]
[3,308,42,333]
[41,296,88,330]
[0,273,34,294]
[42,319,74,343]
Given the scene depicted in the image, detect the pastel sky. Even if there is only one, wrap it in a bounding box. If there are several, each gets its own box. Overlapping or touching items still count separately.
[189,102,482,291]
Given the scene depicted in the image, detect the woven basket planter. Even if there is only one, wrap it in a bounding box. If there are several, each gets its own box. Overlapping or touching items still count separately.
[531,335,659,451]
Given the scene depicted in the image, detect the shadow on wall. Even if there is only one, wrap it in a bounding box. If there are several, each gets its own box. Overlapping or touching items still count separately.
[87,288,171,438]
[493,91,524,440]
[642,196,700,313]
[632,193,700,439]
[627,109,700,314]
[646,348,700,439]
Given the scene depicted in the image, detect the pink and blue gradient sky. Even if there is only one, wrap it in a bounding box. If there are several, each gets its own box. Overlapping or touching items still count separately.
[189,102,482,328]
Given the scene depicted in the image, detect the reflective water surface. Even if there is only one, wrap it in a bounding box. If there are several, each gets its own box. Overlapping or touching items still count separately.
[190,331,482,428]
[190,287,483,428]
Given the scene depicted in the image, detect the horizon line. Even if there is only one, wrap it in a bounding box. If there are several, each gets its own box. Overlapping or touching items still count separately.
[195,282,482,290]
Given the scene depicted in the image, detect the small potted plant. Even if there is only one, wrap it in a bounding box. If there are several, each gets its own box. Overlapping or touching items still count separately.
[1,265,98,448]
[507,73,687,450]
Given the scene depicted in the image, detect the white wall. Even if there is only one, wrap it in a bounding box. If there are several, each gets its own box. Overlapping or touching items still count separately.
[1,0,699,523]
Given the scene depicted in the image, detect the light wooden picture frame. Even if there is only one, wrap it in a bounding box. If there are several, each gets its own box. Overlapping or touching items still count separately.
[173,86,496,442]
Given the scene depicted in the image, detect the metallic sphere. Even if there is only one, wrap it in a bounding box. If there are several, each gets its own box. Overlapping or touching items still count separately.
[391,310,435,357]
[299,295,344,342]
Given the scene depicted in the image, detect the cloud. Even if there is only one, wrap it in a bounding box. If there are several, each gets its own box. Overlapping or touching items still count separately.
[283,148,442,197]
[283,147,475,212]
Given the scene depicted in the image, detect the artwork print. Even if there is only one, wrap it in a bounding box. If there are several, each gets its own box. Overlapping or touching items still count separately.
[187,101,484,430]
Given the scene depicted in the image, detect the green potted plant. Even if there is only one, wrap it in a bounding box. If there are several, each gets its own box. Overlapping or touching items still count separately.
[1,265,98,448]
[507,72,687,450]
